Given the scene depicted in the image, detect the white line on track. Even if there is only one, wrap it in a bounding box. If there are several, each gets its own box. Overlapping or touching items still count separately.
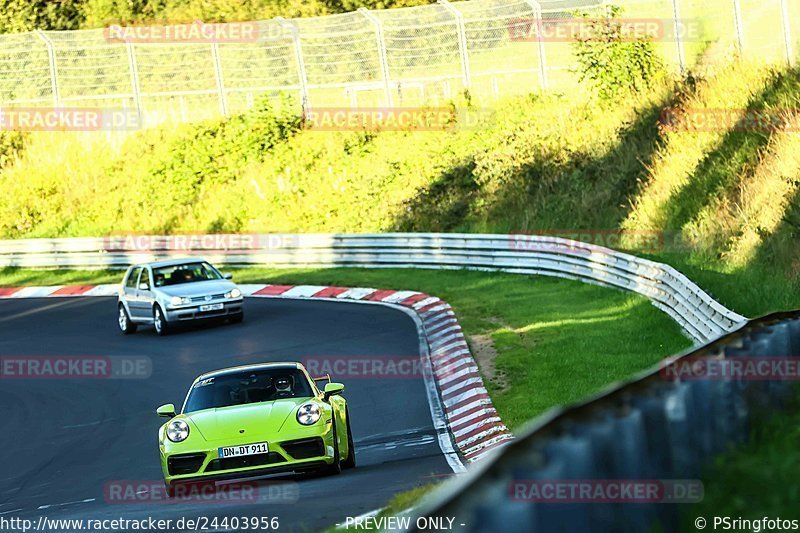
[37,498,95,510]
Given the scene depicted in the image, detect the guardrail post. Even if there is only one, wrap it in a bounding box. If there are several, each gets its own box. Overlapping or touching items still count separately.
[35,30,60,107]
[670,0,686,75]
[276,17,311,113]
[778,0,794,66]
[732,0,745,55]
[437,0,472,90]
[358,7,393,107]
[210,42,229,117]
[522,0,549,91]
[126,43,143,117]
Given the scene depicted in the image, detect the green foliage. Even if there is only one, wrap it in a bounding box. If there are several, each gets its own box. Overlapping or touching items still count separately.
[572,5,665,101]
[0,0,435,31]
[0,131,26,170]
[0,0,84,32]
[107,95,302,233]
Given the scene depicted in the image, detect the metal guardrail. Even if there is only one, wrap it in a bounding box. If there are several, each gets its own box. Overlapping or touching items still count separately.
[410,310,800,532]
[0,233,746,343]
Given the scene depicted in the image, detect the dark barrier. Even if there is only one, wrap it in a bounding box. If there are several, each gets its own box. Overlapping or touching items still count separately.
[411,311,800,532]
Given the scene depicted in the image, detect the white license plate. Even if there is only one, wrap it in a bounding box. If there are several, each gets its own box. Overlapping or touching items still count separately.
[218,442,269,458]
[199,303,224,312]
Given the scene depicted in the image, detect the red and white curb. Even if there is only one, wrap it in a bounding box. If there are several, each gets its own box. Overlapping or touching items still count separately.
[0,283,514,464]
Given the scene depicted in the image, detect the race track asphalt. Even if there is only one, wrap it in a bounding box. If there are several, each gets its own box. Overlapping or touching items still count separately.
[0,297,457,531]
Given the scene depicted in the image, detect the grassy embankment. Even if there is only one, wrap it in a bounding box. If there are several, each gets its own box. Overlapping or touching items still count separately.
[1,53,799,522]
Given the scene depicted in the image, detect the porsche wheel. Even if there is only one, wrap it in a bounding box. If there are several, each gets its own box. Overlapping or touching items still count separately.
[118,304,137,335]
[322,423,342,476]
[342,409,356,469]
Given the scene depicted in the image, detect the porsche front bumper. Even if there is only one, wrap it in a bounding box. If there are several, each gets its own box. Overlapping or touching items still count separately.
[160,422,335,486]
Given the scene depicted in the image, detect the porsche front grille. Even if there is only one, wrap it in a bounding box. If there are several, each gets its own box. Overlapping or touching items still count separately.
[168,453,207,476]
[281,437,325,460]
[204,452,285,472]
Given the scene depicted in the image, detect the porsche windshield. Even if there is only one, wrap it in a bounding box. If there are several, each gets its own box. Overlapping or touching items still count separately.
[153,261,221,287]
[184,368,314,413]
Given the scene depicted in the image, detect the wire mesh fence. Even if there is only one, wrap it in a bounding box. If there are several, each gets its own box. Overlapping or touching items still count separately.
[0,0,796,128]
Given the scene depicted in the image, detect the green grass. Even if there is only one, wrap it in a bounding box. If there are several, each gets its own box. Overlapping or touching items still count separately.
[0,265,690,429]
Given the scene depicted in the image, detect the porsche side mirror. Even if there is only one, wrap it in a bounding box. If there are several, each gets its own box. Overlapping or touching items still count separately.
[157,403,176,418]
[323,382,344,402]
[223,273,233,280]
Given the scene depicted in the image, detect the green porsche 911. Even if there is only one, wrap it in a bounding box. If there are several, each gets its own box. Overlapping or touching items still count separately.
[156,362,355,496]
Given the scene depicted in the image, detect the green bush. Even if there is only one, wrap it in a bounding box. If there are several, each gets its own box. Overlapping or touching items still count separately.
[0,131,26,170]
[572,6,665,101]
[0,0,84,32]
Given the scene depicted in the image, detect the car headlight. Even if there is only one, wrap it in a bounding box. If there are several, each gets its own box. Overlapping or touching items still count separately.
[169,296,191,306]
[225,288,242,299]
[296,402,321,426]
[166,419,190,442]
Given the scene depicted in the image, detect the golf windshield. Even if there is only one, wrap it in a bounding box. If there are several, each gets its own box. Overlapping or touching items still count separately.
[153,261,221,287]
[184,368,314,413]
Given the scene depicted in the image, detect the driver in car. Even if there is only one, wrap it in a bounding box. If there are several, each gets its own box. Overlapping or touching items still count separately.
[274,376,294,399]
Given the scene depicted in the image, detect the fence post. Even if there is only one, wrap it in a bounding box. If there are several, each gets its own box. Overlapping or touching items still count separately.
[437,0,472,90]
[522,0,549,91]
[670,0,686,75]
[126,43,143,117]
[35,30,60,107]
[276,17,311,113]
[358,7,393,107]
[778,0,794,66]
[210,42,229,117]
[732,0,745,55]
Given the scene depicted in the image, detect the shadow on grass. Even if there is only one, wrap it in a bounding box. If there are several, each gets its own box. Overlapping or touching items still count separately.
[654,69,800,233]
[392,89,680,233]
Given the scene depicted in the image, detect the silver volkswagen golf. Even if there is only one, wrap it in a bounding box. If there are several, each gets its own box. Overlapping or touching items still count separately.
[117,258,244,335]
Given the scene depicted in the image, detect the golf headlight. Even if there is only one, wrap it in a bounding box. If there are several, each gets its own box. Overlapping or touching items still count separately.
[166,419,190,442]
[170,296,190,306]
[296,403,321,425]
[225,288,242,299]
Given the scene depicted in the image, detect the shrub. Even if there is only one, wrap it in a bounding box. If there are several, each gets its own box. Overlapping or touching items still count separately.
[572,5,665,101]
[0,131,26,170]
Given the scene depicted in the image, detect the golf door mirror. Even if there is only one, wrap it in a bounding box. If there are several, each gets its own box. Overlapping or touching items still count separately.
[323,382,344,401]
[139,282,150,291]
[157,404,176,418]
